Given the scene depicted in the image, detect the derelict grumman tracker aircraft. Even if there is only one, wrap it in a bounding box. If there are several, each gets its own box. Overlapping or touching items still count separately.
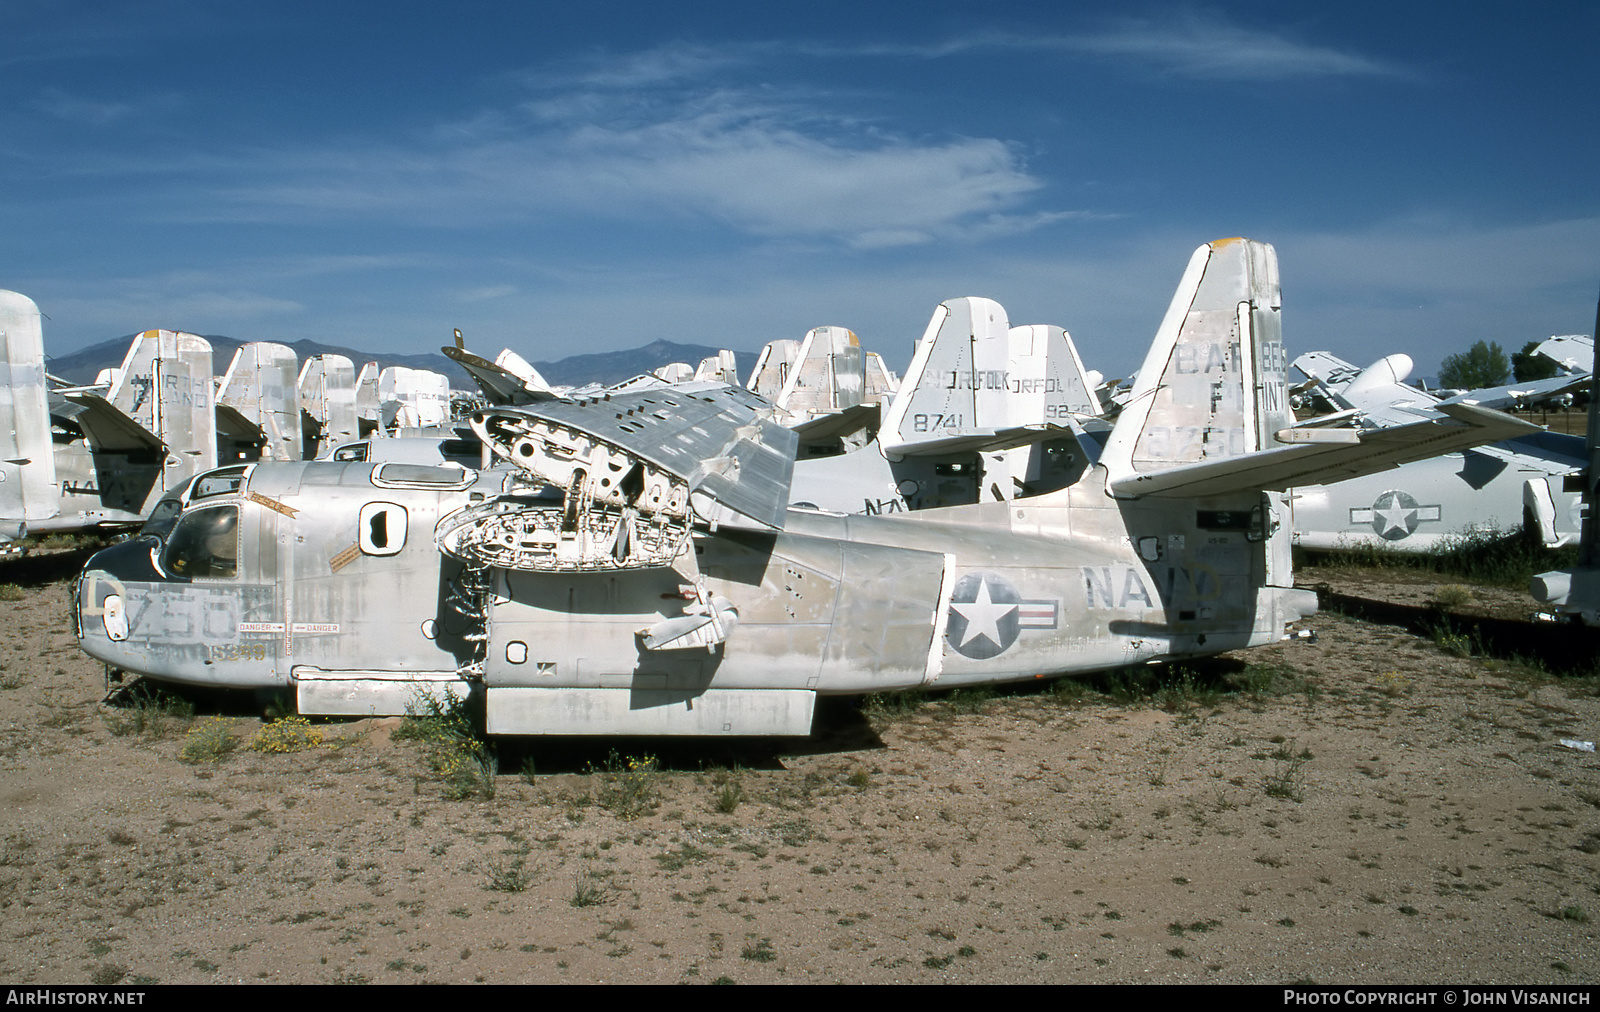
[1288,349,1590,552]
[73,239,1539,736]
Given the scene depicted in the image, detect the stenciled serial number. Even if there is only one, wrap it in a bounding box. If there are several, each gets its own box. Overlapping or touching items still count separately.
[208,642,271,663]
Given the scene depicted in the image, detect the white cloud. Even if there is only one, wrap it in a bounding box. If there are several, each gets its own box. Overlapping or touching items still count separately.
[456,285,518,303]
[804,13,1407,81]
[1065,13,1406,80]
[216,83,1064,248]
[32,87,185,126]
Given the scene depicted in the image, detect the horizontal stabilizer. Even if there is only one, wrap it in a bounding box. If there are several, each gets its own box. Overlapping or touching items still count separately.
[1110,401,1539,498]
[790,402,879,444]
[1292,351,1362,389]
[61,391,165,454]
[888,422,1082,459]
[443,346,559,404]
[214,403,261,441]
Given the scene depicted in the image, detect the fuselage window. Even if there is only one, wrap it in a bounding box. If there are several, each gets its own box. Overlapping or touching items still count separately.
[191,465,250,500]
[358,502,407,556]
[163,505,240,579]
[371,462,475,489]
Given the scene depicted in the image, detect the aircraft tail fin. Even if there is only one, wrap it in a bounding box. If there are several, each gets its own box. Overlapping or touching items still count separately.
[355,361,381,435]
[748,339,799,398]
[1101,239,1538,499]
[775,327,865,419]
[880,297,1013,456]
[218,342,302,461]
[0,291,59,530]
[107,329,218,493]
[1006,324,1102,420]
[694,349,740,385]
[1099,238,1288,488]
[864,351,898,404]
[298,354,358,457]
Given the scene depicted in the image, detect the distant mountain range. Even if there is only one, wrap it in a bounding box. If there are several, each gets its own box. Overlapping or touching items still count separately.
[46,335,758,390]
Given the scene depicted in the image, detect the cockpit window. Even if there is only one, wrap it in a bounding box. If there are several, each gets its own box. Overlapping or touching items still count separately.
[191,465,249,501]
[163,505,239,579]
[140,497,184,541]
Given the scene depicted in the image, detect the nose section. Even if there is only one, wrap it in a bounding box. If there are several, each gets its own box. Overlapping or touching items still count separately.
[76,568,133,666]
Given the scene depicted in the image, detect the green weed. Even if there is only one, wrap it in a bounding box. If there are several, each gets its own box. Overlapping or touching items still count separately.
[106,683,195,738]
[591,751,660,820]
[1263,753,1307,802]
[396,689,495,800]
[712,767,744,814]
[180,718,238,763]
[741,938,776,962]
[1431,622,1475,659]
[484,858,533,893]
[571,865,609,908]
[1302,530,1578,587]
[862,689,927,720]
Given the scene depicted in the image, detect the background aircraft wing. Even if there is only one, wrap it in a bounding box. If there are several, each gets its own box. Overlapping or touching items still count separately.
[1437,373,1591,411]
[1109,402,1540,498]
[477,383,798,529]
[1292,351,1363,390]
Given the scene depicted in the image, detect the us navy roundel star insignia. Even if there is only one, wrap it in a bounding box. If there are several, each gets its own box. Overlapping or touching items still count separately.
[1370,490,1422,540]
[946,571,1023,659]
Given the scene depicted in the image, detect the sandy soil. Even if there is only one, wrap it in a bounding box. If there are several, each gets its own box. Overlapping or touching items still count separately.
[1,549,1597,985]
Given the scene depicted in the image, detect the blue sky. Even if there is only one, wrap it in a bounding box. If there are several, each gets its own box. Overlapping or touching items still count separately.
[5,1,1597,380]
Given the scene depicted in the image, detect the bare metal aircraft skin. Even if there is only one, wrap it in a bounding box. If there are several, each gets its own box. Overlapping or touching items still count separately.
[74,239,1529,736]
[1289,350,1586,552]
[0,292,458,550]
[1531,311,1600,625]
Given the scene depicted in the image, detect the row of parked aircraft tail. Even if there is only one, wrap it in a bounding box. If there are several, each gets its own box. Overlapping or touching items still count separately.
[70,237,1570,735]
[0,296,462,551]
[454,286,1590,555]
[3,262,1592,561]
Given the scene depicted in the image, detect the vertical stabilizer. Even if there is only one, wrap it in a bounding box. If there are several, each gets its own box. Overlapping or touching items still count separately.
[218,342,302,461]
[864,352,898,405]
[379,367,451,432]
[775,327,865,420]
[298,354,358,457]
[355,361,381,437]
[881,297,1011,456]
[694,349,740,385]
[1006,324,1101,422]
[109,330,218,493]
[0,291,58,529]
[1100,238,1287,483]
[748,339,800,399]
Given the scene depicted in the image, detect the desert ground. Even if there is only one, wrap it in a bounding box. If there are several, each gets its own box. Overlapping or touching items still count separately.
[1,544,1597,985]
